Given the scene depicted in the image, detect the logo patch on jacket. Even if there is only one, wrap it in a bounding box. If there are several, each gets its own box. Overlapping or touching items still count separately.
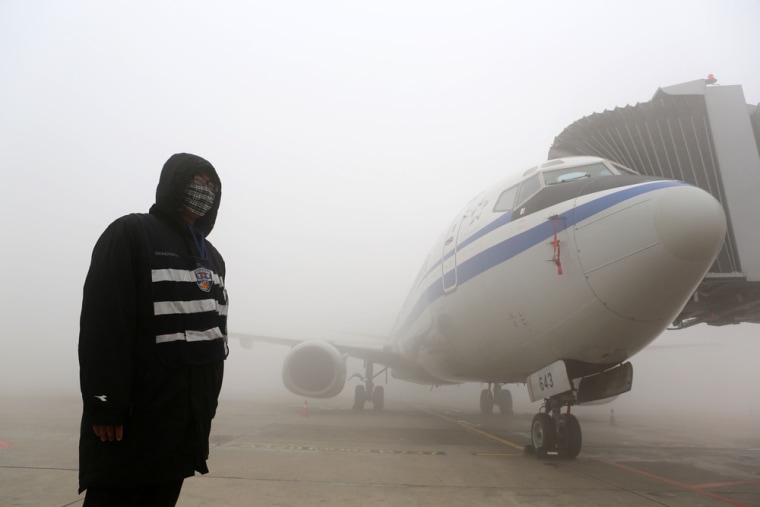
[194,268,214,292]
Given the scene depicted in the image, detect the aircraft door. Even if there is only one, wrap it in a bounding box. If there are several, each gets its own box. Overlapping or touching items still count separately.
[442,215,465,292]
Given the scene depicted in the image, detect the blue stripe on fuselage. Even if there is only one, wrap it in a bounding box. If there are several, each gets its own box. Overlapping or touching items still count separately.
[421,210,515,283]
[396,180,685,336]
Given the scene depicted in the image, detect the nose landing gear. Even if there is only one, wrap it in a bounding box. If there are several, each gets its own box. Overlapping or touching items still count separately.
[527,396,582,459]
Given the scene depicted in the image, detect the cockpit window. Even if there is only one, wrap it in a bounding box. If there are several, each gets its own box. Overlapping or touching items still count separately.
[496,160,639,216]
[543,163,613,185]
[494,185,518,212]
[612,162,639,175]
[516,174,541,206]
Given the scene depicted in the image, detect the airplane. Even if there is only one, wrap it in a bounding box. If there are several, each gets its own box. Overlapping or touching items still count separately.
[237,155,726,459]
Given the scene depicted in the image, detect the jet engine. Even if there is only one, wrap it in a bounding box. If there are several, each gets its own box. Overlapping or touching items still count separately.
[282,341,347,398]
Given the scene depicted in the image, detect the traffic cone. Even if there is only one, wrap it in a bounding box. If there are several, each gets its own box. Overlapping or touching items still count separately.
[301,399,309,417]
[610,409,617,426]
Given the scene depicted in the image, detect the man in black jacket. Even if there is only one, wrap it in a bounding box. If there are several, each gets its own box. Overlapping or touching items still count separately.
[78,153,229,506]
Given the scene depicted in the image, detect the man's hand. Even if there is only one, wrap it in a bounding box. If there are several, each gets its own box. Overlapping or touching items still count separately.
[92,424,124,442]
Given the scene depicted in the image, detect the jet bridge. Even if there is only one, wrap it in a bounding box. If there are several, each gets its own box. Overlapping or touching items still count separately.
[548,78,760,327]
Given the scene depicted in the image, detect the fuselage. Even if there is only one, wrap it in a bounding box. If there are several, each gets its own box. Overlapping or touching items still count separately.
[389,156,726,385]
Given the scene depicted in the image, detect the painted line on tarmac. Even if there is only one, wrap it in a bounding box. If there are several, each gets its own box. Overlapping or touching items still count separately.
[432,412,525,452]
[695,479,760,489]
[211,442,446,456]
[593,457,756,507]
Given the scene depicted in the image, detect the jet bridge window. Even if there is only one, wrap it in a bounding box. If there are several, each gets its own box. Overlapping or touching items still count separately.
[543,163,613,185]
[494,185,518,212]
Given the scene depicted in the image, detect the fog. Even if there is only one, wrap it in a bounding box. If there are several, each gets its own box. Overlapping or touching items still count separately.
[1,1,759,420]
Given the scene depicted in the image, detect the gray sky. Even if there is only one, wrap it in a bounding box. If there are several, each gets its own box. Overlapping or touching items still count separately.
[2,1,759,415]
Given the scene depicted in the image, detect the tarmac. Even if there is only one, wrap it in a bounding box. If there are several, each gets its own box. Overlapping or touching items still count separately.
[2,392,760,506]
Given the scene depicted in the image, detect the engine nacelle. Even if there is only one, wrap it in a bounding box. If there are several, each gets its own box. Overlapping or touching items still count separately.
[282,341,347,398]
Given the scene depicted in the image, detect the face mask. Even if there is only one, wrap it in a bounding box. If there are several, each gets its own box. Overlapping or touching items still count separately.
[183,183,215,217]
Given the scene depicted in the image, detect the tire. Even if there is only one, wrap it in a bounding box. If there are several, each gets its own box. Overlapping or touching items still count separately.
[495,389,513,416]
[557,414,582,459]
[531,413,556,455]
[480,389,494,416]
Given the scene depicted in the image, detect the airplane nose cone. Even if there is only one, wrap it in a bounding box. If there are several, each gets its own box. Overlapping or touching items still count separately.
[574,181,727,322]
[654,185,726,262]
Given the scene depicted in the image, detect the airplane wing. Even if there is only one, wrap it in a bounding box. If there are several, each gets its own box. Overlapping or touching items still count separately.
[230,332,401,367]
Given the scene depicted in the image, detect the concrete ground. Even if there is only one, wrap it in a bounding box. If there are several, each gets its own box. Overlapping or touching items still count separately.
[1,393,759,506]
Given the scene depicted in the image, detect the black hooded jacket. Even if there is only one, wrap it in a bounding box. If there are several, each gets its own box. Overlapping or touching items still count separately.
[78,154,227,492]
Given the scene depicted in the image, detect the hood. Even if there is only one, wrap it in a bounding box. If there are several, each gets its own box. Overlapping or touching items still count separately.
[151,153,222,235]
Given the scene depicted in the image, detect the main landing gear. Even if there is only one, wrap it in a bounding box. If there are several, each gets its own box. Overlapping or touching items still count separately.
[479,383,513,416]
[350,361,387,411]
[526,395,582,459]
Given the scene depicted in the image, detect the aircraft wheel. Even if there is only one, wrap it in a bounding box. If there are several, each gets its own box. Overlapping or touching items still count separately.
[531,413,556,456]
[372,386,385,411]
[557,414,582,459]
[353,385,365,410]
[479,389,494,416]
[495,389,513,416]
